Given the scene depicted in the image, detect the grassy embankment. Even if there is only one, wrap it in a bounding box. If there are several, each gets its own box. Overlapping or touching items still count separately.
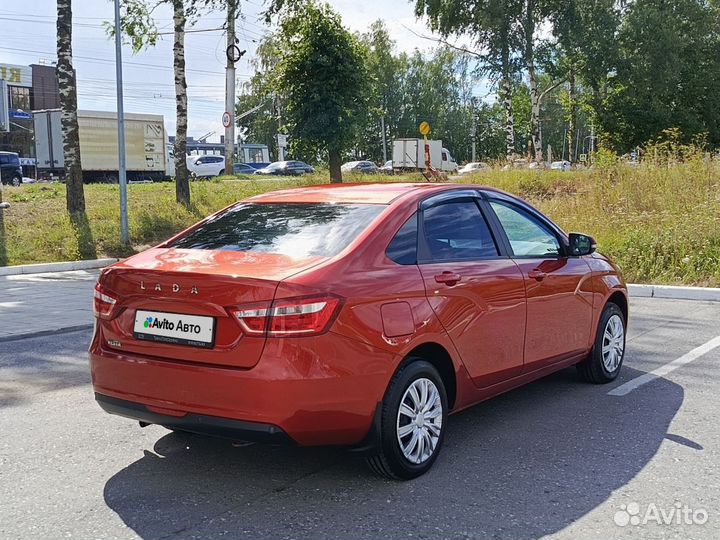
[1,159,718,286]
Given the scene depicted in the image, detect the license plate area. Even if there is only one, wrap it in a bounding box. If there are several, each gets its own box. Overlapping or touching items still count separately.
[133,309,215,349]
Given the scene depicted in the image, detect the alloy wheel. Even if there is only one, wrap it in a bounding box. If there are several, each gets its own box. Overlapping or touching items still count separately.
[602,314,625,372]
[396,377,443,464]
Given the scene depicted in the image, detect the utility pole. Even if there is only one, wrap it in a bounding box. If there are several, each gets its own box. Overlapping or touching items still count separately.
[224,0,237,175]
[380,115,387,163]
[114,0,128,245]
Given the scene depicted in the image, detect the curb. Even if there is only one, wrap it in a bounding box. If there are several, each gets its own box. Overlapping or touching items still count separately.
[0,324,94,343]
[0,258,119,276]
[628,284,720,302]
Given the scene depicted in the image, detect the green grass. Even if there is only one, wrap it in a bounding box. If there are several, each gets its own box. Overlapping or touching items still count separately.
[1,162,719,286]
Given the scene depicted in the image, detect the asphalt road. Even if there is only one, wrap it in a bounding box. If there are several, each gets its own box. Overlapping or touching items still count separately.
[1,297,719,540]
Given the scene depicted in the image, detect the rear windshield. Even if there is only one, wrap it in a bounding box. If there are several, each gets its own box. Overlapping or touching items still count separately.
[169,203,385,258]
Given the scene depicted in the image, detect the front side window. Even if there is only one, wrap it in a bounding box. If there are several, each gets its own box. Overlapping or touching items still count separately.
[169,203,384,258]
[489,200,561,257]
[421,201,498,262]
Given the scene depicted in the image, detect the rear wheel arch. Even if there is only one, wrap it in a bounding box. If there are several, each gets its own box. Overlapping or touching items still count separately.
[395,342,457,410]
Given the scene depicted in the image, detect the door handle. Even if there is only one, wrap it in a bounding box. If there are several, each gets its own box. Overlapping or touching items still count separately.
[528,269,547,280]
[434,272,461,285]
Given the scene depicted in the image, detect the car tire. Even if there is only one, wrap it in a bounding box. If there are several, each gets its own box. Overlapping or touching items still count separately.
[11,175,22,187]
[577,302,626,384]
[366,359,448,480]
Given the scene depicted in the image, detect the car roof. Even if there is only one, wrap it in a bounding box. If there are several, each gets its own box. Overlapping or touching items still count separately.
[245,182,493,204]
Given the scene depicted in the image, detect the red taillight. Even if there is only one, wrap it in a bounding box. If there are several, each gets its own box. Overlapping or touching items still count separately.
[93,282,119,320]
[231,295,342,337]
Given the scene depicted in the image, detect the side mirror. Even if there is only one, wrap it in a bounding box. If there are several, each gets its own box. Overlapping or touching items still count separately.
[569,233,596,256]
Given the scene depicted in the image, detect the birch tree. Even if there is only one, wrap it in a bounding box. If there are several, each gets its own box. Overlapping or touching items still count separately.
[108,0,221,208]
[57,0,86,214]
[172,0,190,206]
[520,0,566,164]
[416,0,522,161]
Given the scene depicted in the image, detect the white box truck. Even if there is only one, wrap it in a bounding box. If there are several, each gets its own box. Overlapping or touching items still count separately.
[392,138,458,172]
[33,109,174,182]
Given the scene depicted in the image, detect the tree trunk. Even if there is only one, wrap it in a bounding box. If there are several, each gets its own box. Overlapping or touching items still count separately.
[528,64,543,164]
[567,68,577,163]
[56,0,85,215]
[500,47,515,161]
[173,0,190,208]
[329,149,342,183]
[523,0,543,164]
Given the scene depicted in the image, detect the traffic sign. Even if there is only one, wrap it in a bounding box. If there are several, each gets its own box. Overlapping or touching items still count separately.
[419,121,431,136]
[222,111,232,128]
[11,110,31,120]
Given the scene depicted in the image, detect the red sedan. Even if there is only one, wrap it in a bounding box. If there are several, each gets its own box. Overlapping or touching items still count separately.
[90,183,628,479]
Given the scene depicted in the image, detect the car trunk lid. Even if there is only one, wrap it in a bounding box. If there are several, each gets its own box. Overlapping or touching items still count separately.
[97,248,325,368]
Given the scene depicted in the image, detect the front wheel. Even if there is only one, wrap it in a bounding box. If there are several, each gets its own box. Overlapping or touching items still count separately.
[577,302,626,383]
[11,175,22,187]
[366,359,448,480]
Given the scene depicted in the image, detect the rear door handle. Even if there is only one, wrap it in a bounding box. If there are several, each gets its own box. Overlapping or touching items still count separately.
[528,269,547,280]
[434,272,461,285]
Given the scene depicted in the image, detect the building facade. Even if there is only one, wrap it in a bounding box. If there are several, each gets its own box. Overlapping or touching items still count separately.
[0,62,60,156]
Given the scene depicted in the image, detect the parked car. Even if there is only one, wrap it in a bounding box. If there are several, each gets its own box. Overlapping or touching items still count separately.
[341,160,379,174]
[186,155,225,178]
[90,183,627,480]
[254,160,315,176]
[379,160,393,172]
[233,162,257,175]
[0,151,23,186]
[550,160,572,171]
[457,162,491,176]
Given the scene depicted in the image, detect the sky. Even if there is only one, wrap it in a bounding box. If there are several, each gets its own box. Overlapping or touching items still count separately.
[0,0,442,141]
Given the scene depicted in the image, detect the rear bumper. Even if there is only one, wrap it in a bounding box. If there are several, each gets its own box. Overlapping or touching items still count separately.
[89,328,398,446]
[96,393,293,444]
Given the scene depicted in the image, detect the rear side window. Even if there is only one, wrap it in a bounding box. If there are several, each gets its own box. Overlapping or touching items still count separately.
[386,214,418,265]
[169,203,384,258]
[421,201,498,262]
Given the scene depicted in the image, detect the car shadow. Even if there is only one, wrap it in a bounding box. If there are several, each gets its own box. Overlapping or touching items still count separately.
[0,329,91,409]
[103,366,683,539]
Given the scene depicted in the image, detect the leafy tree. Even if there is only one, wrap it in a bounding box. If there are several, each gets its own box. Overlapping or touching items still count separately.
[416,0,523,160]
[353,20,408,162]
[551,0,620,160]
[274,2,371,182]
[236,36,283,159]
[602,0,720,151]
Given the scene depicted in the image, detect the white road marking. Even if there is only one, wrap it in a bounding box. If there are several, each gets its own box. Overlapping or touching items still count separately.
[608,335,720,396]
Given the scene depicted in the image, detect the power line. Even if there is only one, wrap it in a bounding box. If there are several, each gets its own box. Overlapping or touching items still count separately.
[0,46,233,77]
